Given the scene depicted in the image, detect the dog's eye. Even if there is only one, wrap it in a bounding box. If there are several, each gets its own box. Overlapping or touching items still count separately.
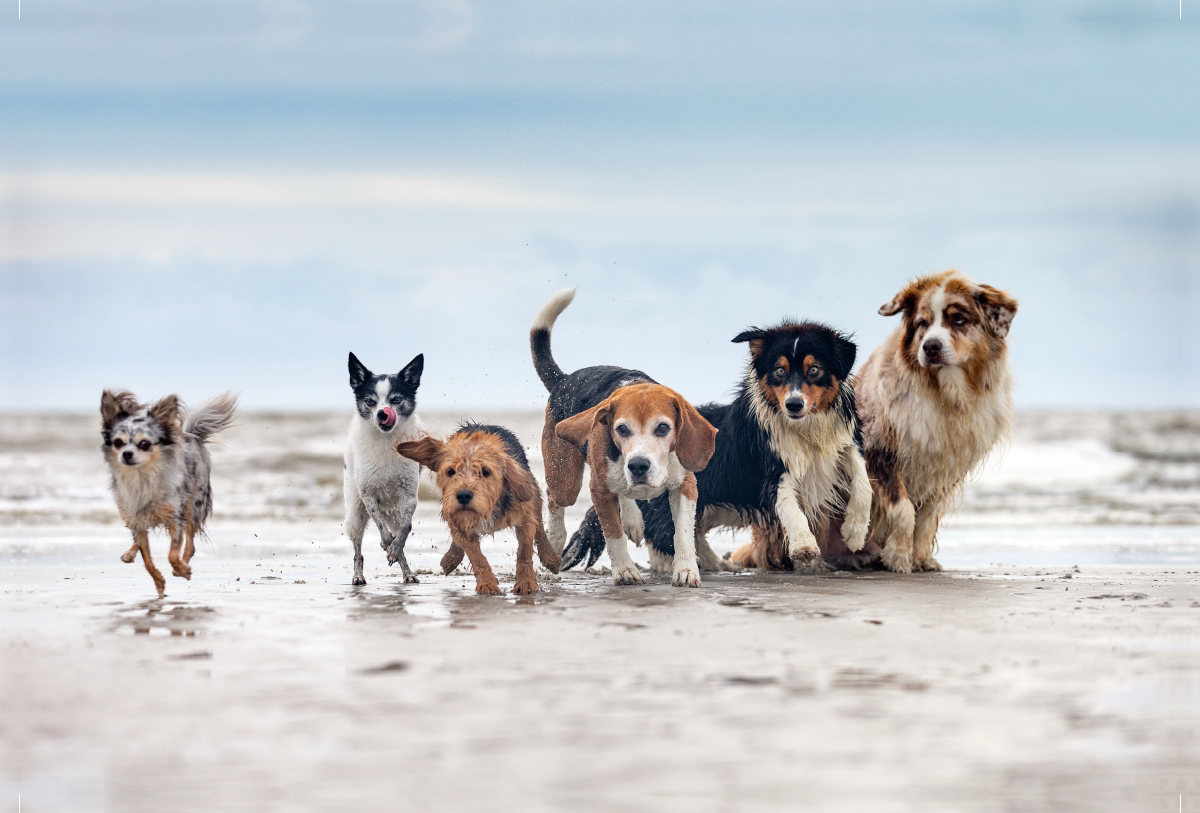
[112,438,125,449]
[365,398,377,407]
[916,319,929,330]
[445,467,456,477]
[951,314,968,326]
[654,423,670,437]
[615,425,632,438]
[137,440,152,451]
[772,367,787,382]
[480,466,490,477]
[808,365,821,379]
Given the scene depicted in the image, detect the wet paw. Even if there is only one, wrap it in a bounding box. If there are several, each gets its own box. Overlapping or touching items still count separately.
[880,545,913,575]
[843,524,869,553]
[791,556,832,574]
[512,577,539,595]
[403,574,420,584]
[171,562,192,580]
[352,574,367,586]
[475,580,504,596]
[120,550,137,564]
[612,565,646,585]
[672,566,701,588]
[788,543,820,563]
[914,557,943,572]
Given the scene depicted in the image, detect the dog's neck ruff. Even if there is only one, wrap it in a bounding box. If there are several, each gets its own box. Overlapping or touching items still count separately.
[108,446,184,529]
[746,369,856,521]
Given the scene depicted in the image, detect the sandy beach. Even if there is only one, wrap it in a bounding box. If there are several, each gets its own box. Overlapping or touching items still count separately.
[3,411,1200,811]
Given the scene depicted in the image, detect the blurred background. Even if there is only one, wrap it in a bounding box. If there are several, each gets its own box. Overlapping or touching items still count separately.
[1,0,1197,411]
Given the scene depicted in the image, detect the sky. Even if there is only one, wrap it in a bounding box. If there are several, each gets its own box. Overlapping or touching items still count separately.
[1,1,1198,411]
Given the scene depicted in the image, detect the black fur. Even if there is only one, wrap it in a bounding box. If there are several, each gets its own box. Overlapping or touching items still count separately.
[348,351,424,425]
[563,321,861,567]
[454,422,532,472]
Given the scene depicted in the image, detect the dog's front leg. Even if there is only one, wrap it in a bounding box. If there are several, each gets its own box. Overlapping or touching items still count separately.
[592,487,644,585]
[839,447,872,553]
[134,529,165,597]
[867,455,916,575]
[120,533,140,564]
[912,500,945,572]
[667,474,700,588]
[775,472,820,562]
[385,493,419,584]
[451,530,502,595]
[167,515,192,580]
[618,496,644,545]
[512,520,540,595]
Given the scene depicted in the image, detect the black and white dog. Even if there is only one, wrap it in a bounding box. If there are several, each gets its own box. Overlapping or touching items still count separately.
[344,351,424,585]
[564,321,872,573]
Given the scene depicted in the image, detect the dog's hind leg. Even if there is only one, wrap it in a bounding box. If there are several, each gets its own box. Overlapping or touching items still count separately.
[135,530,166,597]
[512,520,540,595]
[534,524,562,573]
[385,494,419,584]
[167,514,192,580]
[542,406,584,555]
[345,499,370,585]
[912,500,945,572]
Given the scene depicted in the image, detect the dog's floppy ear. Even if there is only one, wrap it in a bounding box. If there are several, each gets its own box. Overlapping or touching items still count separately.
[878,288,915,317]
[555,397,616,449]
[671,393,717,473]
[503,459,537,503]
[831,333,858,379]
[731,327,768,360]
[349,352,371,390]
[974,284,1018,339]
[399,353,424,388]
[395,434,446,471]
[148,395,179,430]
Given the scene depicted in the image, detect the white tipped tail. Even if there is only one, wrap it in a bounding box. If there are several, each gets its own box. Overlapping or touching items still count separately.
[183,392,239,442]
[532,287,576,332]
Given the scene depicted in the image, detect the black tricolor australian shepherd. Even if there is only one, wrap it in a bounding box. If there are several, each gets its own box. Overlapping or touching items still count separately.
[562,321,873,574]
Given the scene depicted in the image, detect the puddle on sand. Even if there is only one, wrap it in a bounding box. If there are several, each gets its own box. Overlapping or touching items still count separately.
[111,600,214,637]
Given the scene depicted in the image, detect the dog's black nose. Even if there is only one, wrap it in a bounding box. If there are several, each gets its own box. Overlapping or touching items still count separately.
[785,397,806,414]
[456,490,473,506]
[122,450,134,462]
[923,338,943,358]
[627,457,651,477]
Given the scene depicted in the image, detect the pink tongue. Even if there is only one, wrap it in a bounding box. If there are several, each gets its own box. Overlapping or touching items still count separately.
[380,407,397,428]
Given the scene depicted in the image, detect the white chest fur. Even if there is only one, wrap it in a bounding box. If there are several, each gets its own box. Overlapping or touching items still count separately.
[344,415,423,509]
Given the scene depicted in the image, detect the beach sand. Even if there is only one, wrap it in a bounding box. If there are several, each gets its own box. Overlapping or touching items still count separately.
[2,412,1199,811]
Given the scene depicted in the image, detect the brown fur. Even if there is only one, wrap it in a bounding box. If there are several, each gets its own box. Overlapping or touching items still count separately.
[396,429,562,595]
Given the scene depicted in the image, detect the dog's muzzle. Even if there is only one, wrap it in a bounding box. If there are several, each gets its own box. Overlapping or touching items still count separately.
[784,396,806,419]
[626,456,651,484]
[456,489,473,506]
[377,407,397,430]
[921,338,945,366]
[122,450,136,465]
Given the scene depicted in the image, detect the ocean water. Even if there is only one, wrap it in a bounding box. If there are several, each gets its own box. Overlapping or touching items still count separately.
[2,410,1198,568]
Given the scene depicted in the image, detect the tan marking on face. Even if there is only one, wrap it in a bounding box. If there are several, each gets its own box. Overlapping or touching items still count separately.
[606,383,680,489]
[433,431,512,532]
[759,355,792,413]
[799,378,838,414]
[894,271,1005,388]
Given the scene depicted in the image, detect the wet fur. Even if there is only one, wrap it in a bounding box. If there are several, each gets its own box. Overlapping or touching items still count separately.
[857,270,1017,573]
[101,389,238,597]
[396,424,562,595]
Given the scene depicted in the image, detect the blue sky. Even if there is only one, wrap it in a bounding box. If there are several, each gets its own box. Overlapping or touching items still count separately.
[1,1,1197,410]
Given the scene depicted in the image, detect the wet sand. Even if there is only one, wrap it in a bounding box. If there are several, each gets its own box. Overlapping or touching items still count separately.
[3,523,1199,812]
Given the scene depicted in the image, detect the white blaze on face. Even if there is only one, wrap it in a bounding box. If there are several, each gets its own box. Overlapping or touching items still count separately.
[613,414,674,492]
[919,284,960,367]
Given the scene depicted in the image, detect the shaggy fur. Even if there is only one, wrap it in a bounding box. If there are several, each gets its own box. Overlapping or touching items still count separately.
[100,389,238,597]
[344,351,425,585]
[856,270,1018,573]
[530,288,718,587]
[396,424,562,595]
[566,321,872,573]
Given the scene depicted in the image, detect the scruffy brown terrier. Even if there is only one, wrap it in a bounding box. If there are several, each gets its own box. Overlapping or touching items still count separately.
[396,423,562,595]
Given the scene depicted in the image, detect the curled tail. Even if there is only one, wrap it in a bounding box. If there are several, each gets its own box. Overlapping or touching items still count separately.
[530,287,576,391]
[184,392,239,443]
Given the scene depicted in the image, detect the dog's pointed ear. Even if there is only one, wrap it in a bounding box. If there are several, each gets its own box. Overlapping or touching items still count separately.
[671,393,717,473]
[395,434,445,471]
[100,390,126,426]
[504,461,537,503]
[399,353,424,388]
[832,333,858,379]
[731,327,768,360]
[974,284,1018,339]
[148,395,179,430]
[555,398,616,449]
[348,352,371,390]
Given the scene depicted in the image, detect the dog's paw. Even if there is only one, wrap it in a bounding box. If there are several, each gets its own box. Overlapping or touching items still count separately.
[352,574,367,586]
[788,543,821,563]
[403,574,420,584]
[171,562,192,580]
[612,565,646,586]
[475,579,504,596]
[120,550,137,564]
[672,565,701,588]
[842,522,869,553]
[512,577,539,595]
[880,544,913,575]
[791,556,832,574]
[622,517,645,545]
[914,556,943,572]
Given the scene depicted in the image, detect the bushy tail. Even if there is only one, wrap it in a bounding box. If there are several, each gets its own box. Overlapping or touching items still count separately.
[183,392,239,443]
[530,287,576,391]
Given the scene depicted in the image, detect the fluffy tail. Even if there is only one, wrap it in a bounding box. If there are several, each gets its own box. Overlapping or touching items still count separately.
[183,392,239,443]
[530,287,576,391]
